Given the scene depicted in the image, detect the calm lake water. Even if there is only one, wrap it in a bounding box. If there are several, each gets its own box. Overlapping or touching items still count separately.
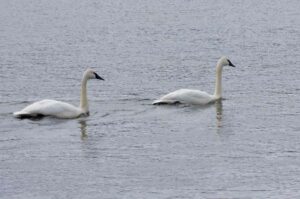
[1,0,300,198]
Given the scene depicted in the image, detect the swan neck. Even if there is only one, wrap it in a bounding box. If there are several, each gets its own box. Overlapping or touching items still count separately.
[80,76,89,112]
[214,63,223,99]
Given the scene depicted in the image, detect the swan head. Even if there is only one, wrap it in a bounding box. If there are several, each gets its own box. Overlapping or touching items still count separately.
[84,69,104,80]
[218,56,236,67]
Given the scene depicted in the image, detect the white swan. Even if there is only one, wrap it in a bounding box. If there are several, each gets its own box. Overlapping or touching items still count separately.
[153,56,235,105]
[13,69,104,119]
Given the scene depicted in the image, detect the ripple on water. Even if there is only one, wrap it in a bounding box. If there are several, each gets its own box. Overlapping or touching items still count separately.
[1,0,300,198]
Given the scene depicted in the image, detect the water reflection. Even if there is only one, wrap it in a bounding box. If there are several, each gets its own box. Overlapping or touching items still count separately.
[78,120,88,140]
[215,100,223,128]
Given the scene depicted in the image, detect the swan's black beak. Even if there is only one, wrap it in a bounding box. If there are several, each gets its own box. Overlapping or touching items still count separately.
[94,72,104,80]
[228,59,236,67]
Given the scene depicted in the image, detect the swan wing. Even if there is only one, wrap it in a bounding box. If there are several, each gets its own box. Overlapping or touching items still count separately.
[14,99,81,119]
[153,89,213,105]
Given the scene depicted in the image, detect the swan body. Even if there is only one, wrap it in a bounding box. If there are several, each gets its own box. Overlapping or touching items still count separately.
[153,89,215,105]
[13,99,83,119]
[153,56,235,105]
[13,69,104,119]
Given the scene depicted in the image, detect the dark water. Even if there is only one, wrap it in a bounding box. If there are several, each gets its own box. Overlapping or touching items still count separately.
[1,0,300,198]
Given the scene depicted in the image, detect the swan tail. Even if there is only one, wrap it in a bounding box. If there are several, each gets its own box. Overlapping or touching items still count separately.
[13,111,24,117]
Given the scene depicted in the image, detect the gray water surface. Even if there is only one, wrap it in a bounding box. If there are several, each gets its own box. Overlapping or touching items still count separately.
[1,0,300,198]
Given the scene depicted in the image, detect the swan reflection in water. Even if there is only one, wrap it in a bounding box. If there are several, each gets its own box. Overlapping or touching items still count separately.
[79,120,88,140]
[215,100,223,128]
[78,101,223,138]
